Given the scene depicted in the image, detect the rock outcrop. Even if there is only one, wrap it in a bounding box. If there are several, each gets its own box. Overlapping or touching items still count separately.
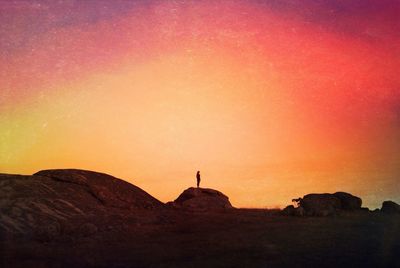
[0,169,163,240]
[35,169,163,209]
[381,201,400,214]
[169,187,233,210]
[282,205,305,216]
[333,192,362,210]
[287,192,362,216]
[300,193,342,216]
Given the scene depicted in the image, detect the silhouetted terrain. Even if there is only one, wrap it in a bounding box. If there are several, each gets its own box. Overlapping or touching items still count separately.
[1,169,399,267]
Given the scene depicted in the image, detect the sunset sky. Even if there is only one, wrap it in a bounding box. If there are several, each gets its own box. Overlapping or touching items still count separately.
[1,0,399,209]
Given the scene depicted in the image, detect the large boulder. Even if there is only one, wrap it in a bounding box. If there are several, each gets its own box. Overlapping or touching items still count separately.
[300,193,342,216]
[0,169,164,240]
[170,187,233,210]
[293,192,363,216]
[381,201,400,214]
[35,169,163,209]
[333,192,362,210]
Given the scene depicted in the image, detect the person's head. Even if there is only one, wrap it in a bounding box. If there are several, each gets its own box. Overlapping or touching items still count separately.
[197,171,200,174]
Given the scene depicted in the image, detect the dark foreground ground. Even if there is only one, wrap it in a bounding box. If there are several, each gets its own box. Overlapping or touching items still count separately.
[1,209,399,268]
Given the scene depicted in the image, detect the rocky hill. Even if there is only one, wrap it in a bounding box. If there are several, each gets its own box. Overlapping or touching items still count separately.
[0,169,163,241]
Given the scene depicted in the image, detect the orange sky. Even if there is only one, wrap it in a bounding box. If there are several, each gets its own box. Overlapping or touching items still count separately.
[1,0,399,208]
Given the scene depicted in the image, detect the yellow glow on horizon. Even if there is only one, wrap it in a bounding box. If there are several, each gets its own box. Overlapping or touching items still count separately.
[1,1,399,209]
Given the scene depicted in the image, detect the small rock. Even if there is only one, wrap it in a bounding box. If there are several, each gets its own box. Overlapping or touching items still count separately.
[282,205,304,216]
[381,201,400,214]
[282,205,295,216]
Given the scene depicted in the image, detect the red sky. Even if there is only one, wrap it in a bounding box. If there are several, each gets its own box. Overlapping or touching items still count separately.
[1,0,399,208]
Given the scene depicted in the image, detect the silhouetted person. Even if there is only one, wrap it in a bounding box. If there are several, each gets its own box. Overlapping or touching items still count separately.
[196,171,201,188]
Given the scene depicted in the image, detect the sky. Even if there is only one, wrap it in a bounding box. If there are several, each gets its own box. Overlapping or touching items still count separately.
[1,0,399,209]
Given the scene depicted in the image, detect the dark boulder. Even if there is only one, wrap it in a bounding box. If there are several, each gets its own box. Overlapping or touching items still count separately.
[333,192,362,210]
[381,201,400,214]
[282,205,295,216]
[0,169,164,240]
[35,169,163,209]
[282,205,304,216]
[360,207,371,213]
[300,193,341,216]
[291,192,363,216]
[372,208,380,213]
[171,187,233,210]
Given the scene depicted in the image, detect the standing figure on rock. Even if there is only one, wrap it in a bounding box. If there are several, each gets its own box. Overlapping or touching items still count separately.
[196,171,201,188]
